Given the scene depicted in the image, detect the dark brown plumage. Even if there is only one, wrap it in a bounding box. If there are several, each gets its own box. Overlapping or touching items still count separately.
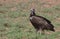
[30,9,55,32]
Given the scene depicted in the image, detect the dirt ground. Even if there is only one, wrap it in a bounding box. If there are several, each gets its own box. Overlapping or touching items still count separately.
[0,0,60,7]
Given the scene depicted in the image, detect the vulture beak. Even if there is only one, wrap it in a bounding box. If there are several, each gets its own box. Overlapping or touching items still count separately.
[30,8,36,16]
[30,8,35,12]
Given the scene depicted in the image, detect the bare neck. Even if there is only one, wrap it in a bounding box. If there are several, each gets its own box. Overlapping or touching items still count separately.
[30,11,36,17]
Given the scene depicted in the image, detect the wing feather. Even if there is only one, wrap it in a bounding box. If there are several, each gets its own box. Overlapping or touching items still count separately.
[31,16,50,25]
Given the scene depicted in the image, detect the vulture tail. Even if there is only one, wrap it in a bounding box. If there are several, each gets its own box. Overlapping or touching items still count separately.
[48,23,55,32]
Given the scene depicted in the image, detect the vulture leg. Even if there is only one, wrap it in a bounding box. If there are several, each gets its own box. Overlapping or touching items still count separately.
[40,30,42,36]
[35,29,42,39]
[42,30,45,35]
[39,30,45,39]
[44,30,48,39]
[36,31,38,39]
[39,29,45,36]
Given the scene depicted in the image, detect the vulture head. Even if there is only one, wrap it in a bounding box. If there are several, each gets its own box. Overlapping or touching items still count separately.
[30,9,36,16]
